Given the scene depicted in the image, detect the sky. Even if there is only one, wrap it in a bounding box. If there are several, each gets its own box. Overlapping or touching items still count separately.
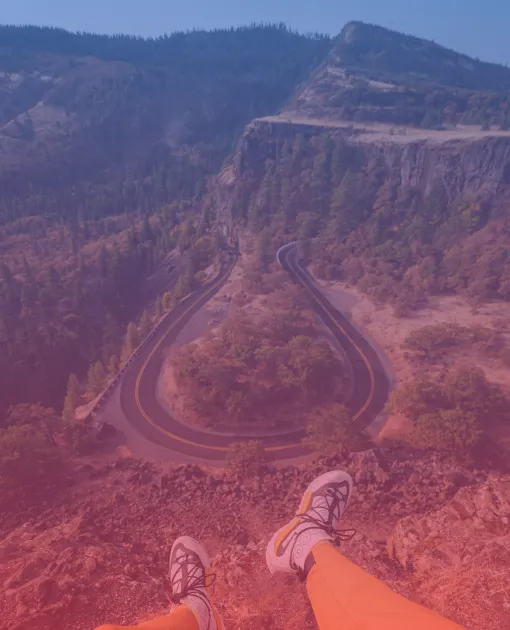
[2,0,510,65]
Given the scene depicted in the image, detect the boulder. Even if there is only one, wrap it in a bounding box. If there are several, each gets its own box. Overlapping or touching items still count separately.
[388,475,510,576]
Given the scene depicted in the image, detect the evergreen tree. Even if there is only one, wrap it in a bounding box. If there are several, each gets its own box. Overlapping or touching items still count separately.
[121,322,139,365]
[310,147,331,216]
[62,374,82,423]
[155,298,163,321]
[85,361,107,401]
[162,292,173,312]
[107,354,119,379]
[139,309,151,339]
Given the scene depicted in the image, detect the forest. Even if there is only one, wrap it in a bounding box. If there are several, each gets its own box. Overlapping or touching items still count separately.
[172,281,350,430]
[0,24,331,421]
[389,364,508,463]
[231,129,510,316]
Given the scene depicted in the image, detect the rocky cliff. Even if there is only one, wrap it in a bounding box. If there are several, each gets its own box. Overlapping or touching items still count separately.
[213,118,510,233]
[1,450,507,630]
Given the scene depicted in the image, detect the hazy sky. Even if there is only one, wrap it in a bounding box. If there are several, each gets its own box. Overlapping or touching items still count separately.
[2,0,510,65]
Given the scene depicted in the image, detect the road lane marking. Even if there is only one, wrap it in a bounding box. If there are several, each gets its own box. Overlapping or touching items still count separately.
[288,254,376,422]
[133,247,377,455]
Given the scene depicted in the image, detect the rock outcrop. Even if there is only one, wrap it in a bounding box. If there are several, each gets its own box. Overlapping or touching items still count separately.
[389,475,510,629]
[213,117,510,235]
[0,450,502,630]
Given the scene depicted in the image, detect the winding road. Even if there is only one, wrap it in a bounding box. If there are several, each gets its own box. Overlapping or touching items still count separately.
[118,245,389,461]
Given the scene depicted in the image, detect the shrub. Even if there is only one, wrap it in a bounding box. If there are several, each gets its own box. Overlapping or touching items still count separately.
[444,365,506,421]
[388,377,448,423]
[403,323,469,358]
[0,424,62,494]
[391,364,507,461]
[63,420,98,455]
[303,403,361,457]
[413,408,482,458]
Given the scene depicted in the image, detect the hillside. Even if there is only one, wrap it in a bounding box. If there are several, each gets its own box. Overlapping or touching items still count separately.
[2,19,510,630]
[0,24,330,418]
[0,25,330,221]
[215,118,510,309]
[288,21,510,127]
[1,451,508,630]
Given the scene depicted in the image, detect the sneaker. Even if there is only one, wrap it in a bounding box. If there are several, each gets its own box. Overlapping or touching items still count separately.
[169,536,224,630]
[266,470,354,575]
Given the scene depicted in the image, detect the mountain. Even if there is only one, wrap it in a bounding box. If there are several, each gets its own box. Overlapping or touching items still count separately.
[1,21,510,630]
[0,25,330,223]
[212,24,510,313]
[288,21,510,127]
[0,25,330,417]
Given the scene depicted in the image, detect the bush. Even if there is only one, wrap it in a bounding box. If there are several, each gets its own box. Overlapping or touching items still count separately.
[413,408,482,458]
[0,424,62,494]
[403,323,469,359]
[444,365,506,421]
[63,420,98,455]
[388,377,448,423]
[390,364,507,460]
[226,440,267,477]
[303,403,362,457]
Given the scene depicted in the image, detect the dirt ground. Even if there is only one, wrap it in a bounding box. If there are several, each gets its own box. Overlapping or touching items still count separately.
[257,115,510,145]
[313,277,510,442]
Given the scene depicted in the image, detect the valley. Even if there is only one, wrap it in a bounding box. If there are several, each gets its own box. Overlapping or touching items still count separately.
[1,19,510,630]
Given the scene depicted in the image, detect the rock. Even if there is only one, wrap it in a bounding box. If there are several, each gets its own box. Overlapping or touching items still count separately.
[389,476,510,573]
[408,472,421,485]
[34,577,56,605]
[355,470,371,484]
[350,449,386,484]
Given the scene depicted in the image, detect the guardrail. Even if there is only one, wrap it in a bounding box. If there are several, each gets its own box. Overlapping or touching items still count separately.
[86,257,235,430]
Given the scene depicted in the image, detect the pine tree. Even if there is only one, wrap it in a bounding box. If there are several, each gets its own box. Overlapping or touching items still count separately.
[310,149,331,216]
[107,354,119,379]
[121,322,139,365]
[62,374,82,423]
[85,362,107,401]
[139,309,151,339]
[162,292,173,312]
[155,298,162,321]
[142,215,154,243]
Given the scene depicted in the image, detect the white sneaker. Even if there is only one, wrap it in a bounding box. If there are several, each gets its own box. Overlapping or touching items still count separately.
[266,470,354,575]
[169,536,224,630]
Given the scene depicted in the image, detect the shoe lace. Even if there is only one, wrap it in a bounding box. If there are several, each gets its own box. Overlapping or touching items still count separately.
[290,486,356,579]
[170,553,217,630]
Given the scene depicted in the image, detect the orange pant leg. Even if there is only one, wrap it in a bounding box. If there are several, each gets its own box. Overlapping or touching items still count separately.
[307,542,465,630]
[95,604,199,630]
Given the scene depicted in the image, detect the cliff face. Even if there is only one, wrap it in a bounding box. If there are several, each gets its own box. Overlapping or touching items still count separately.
[214,119,510,233]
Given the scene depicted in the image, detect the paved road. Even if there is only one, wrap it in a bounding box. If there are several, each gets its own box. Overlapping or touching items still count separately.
[119,246,389,461]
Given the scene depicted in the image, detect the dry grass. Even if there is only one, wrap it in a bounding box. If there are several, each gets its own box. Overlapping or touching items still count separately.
[422,562,510,629]
[258,115,510,145]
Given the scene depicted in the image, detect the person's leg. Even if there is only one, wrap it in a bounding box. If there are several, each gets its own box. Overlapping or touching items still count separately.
[95,605,198,630]
[95,537,223,630]
[307,541,463,630]
[266,470,464,630]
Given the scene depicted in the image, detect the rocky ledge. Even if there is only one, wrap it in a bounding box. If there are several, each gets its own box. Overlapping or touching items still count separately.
[0,450,507,629]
